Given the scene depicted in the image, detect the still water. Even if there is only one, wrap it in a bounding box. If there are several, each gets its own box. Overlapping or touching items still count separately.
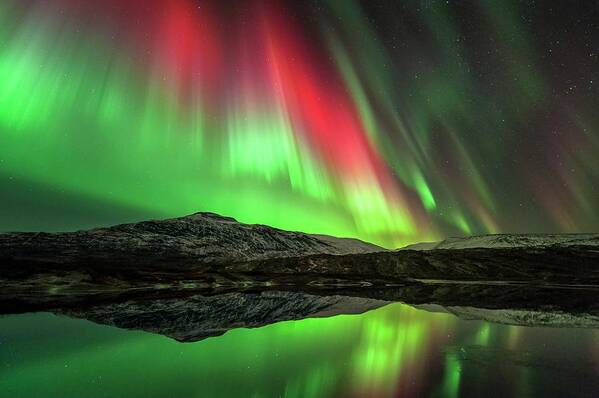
[1,303,598,397]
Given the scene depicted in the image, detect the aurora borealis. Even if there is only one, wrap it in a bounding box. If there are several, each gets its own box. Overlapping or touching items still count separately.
[1,1,599,247]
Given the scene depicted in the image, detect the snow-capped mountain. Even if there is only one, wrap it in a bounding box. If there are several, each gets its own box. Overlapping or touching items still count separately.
[400,233,599,251]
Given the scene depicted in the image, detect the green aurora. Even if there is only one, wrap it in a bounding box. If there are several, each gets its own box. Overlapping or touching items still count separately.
[1,1,598,246]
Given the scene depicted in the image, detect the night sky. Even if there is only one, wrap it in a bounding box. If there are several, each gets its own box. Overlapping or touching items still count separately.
[1,0,598,247]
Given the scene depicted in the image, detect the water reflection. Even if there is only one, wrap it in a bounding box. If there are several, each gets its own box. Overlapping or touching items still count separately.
[1,302,598,397]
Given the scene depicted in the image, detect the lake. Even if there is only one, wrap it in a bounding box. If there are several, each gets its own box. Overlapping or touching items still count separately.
[1,302,598,397]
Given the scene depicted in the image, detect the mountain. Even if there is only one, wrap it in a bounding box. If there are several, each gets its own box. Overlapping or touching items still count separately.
[226,243,599,285]
[0,212,383,270]
[400,233,599,250]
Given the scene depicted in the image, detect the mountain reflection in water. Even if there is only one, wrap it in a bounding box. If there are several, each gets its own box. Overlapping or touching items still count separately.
[1,302,598,398]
